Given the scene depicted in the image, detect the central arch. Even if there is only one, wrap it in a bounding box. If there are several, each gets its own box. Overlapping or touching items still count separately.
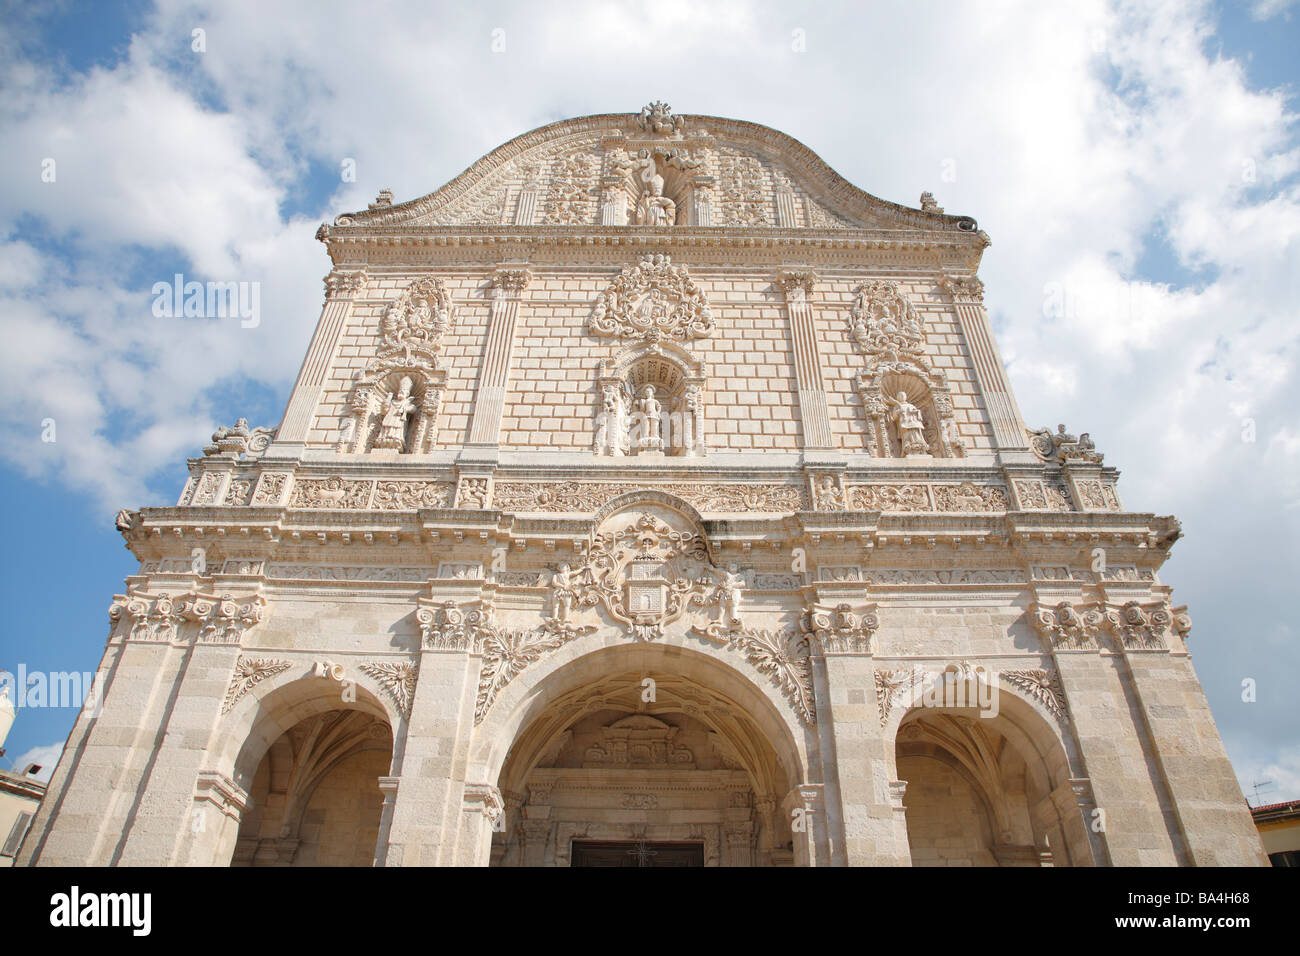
[471,636,816,866]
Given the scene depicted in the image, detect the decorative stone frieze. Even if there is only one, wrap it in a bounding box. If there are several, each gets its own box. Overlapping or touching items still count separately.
[494,480,806,513]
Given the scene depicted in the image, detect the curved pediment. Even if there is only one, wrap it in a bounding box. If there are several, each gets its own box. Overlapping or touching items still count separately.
[331,103,979,235]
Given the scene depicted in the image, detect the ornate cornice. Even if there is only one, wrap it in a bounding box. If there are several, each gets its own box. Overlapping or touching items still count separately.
[325,111,983,239]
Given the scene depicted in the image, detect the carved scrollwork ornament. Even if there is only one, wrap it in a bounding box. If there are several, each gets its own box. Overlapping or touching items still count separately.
[1028,424,1104,465]
[204,418,278,459]
[588,255,714,341]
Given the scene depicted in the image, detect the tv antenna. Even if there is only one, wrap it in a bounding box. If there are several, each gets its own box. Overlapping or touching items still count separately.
[1249,779,1276,807]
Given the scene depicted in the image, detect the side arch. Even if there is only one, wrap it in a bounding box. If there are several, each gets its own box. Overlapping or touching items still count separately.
[883,671,1096,866]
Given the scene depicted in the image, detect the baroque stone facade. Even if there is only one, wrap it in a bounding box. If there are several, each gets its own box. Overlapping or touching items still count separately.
[23,104,1264,867]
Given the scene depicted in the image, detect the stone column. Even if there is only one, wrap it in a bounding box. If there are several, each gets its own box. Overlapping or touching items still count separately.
[1047,777,1106,866]
[277,269,366,447]
[115,640,247,865]
[380,644,479,866]
[466,267,531,450]
[373,776,400,866]
[778,270,835,450]
[457,783,505,866]
[1108,610,1268,866]
[23,598,232,866]
[941,275,1031,454]
[818,653,911,865]
[784,783,834,866]
[1032,597,1185,865]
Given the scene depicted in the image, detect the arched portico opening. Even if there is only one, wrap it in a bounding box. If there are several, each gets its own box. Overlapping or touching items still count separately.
[481,640,811,867]
[210,672,398,867]
[890,672,1094,867]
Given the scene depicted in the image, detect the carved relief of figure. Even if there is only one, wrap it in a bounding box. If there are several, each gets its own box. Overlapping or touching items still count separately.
[373,376,417,450]
[551,564,574,621]
[637,386,663,451]
[814,475,844,510]
[719,563,745,624]
[940,416,965,457]
[595,383,628,456]
[682,383,704,455]
[885,391,929,456]
[1052,424,1077,452]
[629,149,676,226]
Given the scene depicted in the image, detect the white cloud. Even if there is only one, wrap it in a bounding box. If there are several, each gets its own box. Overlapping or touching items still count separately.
[7,741,63,783]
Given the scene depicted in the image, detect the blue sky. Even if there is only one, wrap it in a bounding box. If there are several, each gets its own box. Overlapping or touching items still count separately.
[1,0,1298,807]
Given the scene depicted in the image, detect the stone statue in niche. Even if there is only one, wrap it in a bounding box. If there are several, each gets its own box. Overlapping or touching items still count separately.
[627,149,676,226]
[636,386,664,451]
[374,376,417,450]
[886,391,929,456]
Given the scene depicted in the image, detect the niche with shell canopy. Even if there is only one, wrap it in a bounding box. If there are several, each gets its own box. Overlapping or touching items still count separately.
[593,342,706,458]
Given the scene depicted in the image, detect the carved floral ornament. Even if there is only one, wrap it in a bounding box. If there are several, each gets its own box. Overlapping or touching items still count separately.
[1029,599,1179,651]
[874,662,1069,726]
[588,255,714,341]
[221,655,417,721]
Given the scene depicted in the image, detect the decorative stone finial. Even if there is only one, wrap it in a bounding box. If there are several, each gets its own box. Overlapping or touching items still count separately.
[638,101,684,135]
[368,188,394,209]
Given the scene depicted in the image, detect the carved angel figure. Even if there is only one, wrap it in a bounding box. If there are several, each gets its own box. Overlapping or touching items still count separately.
[885,391,929,456]
[373,377,416,450]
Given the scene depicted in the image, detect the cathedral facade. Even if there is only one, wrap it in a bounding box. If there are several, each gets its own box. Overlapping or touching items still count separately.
[20,104,1265,867]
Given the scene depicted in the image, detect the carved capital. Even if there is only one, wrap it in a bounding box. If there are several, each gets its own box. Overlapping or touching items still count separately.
[1029,600,1106,651]
[1103,600,1172,651]
[778,270,818,302]
[940,274,985,302]
[324,268,367,300]
[805,602,878,655]
[463,783,506,822]
[491,267,532,298]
